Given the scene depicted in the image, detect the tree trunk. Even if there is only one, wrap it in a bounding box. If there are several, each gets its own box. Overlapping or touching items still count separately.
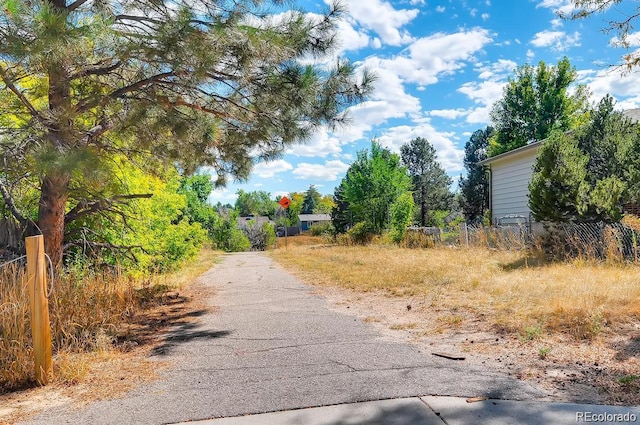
[38,173,70,266]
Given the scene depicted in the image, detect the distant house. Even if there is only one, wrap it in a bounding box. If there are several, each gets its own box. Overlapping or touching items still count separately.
[298,214,331,231]
[237,215,273,229]
[480,109,640,226]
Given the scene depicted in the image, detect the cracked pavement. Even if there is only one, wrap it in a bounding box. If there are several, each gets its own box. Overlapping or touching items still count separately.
[21,252,545,425]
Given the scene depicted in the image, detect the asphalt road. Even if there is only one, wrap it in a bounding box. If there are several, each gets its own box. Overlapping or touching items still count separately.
[21,252,545,425]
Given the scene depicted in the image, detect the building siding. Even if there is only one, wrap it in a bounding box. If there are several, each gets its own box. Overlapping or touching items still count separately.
[489,146,540,224]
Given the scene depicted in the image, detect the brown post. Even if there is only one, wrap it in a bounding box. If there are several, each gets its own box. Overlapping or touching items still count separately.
[26,235,52,385]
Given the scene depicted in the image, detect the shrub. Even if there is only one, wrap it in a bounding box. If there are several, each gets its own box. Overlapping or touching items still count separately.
[309,222,334,236]
[244,221,276,251]
[347,222,373,245]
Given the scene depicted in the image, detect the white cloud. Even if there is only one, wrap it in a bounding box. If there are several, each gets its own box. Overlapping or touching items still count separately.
[337,0,419,46]
[287,129,343,157]
[252,160,293,178]
[376,120,464,173]
[536,0,578,16]
[436,6,445,13]
[429,109,467,120]
[209,187,238,203]
[530,30,581,51]
[292,160,350,181]
[334,19,371,53]
[474,59,517,80]
[577,65,640,108]
[481,13,490,20]
[458,79,505,107]
[610,31,640,48]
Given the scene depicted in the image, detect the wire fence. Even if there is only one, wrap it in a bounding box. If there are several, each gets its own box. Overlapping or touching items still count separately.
[463,221,640,263]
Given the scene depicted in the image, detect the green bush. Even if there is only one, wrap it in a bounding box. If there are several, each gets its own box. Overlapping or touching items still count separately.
[347,222,373,245]
[390,192,415,242]
[309,222,334,236]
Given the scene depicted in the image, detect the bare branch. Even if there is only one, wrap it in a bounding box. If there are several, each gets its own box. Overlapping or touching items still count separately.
[65,193,153,225]
[0,66,46,126]
[75,72,178,113]
[0,176,30,227]
[66,0,90,12]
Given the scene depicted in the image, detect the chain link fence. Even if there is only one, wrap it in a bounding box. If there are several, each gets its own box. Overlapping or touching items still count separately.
[464,221,640,262]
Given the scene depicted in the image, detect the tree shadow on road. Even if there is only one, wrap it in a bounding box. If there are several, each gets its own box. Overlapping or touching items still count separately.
[152,322,231,356]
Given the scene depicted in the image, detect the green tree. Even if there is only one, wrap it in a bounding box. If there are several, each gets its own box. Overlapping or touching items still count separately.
[212,209,251,252]
[529,96,639,223]
[400,137,453,226]
[331,181,351,233]
[235,190,276,218]
[66,163,208,273]
[529,131,588,223]
[489,57,590,157]
[178,174,218,237]
[459,127,493,224]
[389,192,415,242]
[316,194,335,214]
[0,0,373,265]
[301,185,322,214]
[340,141,412,234]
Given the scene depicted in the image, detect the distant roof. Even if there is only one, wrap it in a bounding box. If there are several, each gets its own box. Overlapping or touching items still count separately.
[237,216,273,228]
[298,214,331,222]
[623,108,640,123]
[478,140,542,166]
[480,109,640,166]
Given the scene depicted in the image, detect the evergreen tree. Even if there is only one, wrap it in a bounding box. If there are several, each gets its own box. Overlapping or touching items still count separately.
[529,96,639,223]
[459,127,493,224]
[400,137,453,226]
[301,185,322,214]
[0,0,372,264]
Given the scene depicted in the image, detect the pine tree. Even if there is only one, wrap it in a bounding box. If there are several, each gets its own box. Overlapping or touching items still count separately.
[0,1,372,264]
[400,137,453,226]
[459,127,493,224]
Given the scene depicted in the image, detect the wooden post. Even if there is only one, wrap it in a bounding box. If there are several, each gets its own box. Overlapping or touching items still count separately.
[26,235,52,385]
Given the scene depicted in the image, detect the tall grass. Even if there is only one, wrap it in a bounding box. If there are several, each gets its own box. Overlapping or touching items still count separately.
[0,246,219,392]
[271,240,640,340]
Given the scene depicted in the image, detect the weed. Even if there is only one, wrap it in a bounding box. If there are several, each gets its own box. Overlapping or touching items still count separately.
[520,325,544,341]
[618,375,639,385]
[538,347,551,359]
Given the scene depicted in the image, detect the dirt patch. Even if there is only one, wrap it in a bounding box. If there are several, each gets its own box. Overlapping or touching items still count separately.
[314,286,640,406]
[0,279,214,425]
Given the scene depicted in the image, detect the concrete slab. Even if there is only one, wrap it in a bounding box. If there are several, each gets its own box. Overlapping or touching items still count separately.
[422,396,640,425]
[172,398,443,425]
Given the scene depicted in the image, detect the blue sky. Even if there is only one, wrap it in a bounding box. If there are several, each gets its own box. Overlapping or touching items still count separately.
[209,0,640,204]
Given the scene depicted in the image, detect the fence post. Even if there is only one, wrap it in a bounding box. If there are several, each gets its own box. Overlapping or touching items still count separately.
[460,222,469,247]
[26,235,52,385]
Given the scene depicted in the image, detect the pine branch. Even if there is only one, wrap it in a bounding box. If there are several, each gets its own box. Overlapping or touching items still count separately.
[75,72,179,114]
[65,194,153,225]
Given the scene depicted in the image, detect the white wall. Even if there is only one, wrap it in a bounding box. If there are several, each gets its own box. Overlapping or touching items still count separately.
[489,145,540,224]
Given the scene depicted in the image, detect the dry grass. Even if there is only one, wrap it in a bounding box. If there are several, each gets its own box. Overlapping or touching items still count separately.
[0,246,220,393]
[270,240,640,340]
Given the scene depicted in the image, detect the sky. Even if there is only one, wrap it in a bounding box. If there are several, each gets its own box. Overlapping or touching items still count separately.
[209,0,640,205]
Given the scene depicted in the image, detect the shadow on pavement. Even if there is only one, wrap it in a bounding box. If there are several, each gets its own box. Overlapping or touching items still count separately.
[152,321,231,356]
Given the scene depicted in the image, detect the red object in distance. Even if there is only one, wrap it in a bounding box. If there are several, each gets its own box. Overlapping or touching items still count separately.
[278,196,291,209]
